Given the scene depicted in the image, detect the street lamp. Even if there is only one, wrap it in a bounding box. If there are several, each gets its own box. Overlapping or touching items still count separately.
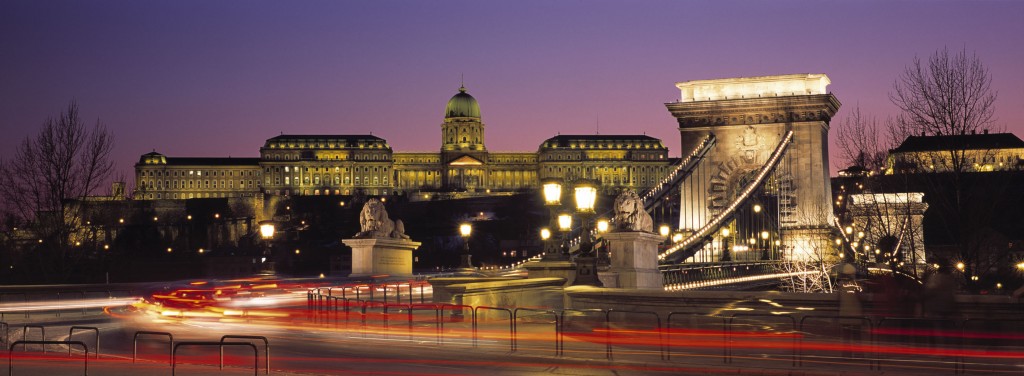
[572,179,601,287]
[459,223,474,269]
[720,227,732,261]
[659,224,671,238]
[258,220,276,274]
[596,218,609,234]
[574,179,598,254]
[541,178,567,261]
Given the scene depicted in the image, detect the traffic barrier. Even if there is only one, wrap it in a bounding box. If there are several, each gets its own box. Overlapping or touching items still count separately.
[473,306,513,351]
[133,331,173,365]
[875,317,961,373]
[798,315,875,369]
[605,310,664,360]
[8,340,87,376]
[68,326,99,359]
[20,325,44,353]
[727,313,796,366]
[513,308,560,355]
[220,335,269,375]
[558,309,606,357]
[173,341,257,376]
[666,311,726,362]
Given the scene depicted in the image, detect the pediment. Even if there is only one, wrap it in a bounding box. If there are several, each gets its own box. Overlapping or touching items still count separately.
[449,155,484,166]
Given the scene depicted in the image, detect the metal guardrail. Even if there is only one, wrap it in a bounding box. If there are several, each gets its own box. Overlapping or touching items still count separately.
[68,326,99,359]
[727,313,796,366]
[605,309,664,360]
[473,306,513,351]
[173,341,258,376]
[0,322,7,349]
[133,331,173,365]
[798,315,876,369]
[20,325,44,352]
[438,304,475,347]
[304,290,1024,373]
[220,335,269,375]
[666,311,727,362]
[8,340,88,376]
[875,317,962,373]
[559,308,606,358]
[513,308,560,356]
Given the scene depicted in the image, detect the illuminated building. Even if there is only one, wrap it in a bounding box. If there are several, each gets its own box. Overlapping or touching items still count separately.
[135,85,676,200]
[886,131,1024,174]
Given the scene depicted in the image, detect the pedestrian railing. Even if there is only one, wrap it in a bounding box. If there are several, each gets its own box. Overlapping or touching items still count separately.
[173,341,258,376]
[513,308,560,356]
[133,331,173,365]
[8,340,88,376]
[19,325,45,352]
[797,315,875,369]
[68,326,99,358]
[665,311,727,363]
[220,335,269,375]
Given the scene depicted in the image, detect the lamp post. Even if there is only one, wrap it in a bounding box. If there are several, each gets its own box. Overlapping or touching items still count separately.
[541,178,568,261]
[557,212,572,257]
[458,222,474,269]
[574,179,598,255]
[595,218,610,262]
[572,179,602,286]
[259,220,275,274]
[720,227,732,262]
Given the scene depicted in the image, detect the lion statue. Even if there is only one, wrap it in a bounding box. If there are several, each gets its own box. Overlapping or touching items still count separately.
[612,189,653,233]
[354,198,410,239]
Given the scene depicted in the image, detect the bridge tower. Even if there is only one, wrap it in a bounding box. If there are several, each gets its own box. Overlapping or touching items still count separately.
[666,74,841,262]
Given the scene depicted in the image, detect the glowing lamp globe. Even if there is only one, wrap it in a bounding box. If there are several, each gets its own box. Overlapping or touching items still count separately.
[542,179,562,206]
[557,213,572,232]
[259,222,275,239]
[573,180,598,213]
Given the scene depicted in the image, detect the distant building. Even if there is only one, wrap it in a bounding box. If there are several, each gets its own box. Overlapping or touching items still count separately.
[886,132,1024,174]
[135,85,677,200]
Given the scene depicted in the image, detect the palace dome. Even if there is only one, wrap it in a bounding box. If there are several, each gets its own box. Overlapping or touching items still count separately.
[445,86,480,118]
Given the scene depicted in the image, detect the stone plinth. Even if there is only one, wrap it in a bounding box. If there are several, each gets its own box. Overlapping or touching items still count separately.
[342,238,421,278]
[522,260,577,287]
[604,231,664,289]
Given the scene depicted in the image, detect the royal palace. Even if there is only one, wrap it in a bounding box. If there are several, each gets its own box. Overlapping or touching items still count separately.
[135,86,677,201]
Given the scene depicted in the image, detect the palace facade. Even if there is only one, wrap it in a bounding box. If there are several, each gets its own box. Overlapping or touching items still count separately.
[135,86,677,200]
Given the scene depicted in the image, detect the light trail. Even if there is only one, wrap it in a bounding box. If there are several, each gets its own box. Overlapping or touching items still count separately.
[0,297,141,312]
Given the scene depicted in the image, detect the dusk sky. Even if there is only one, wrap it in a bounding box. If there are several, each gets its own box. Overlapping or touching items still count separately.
[3,1,1023,185]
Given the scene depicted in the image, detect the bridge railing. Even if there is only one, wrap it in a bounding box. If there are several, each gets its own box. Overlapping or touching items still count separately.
[660,130,794,263]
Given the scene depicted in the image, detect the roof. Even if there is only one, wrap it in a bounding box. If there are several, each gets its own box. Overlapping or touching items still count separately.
[543,134,661,142]
[445,86,481,118]
[266,134,385,142]
[892,133,1024,153]
[163,157,260,166]
[540,134,664,148]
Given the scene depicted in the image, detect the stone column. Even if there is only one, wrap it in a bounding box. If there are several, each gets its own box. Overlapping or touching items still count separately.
[343,238,421,278]
[603,232,664,289]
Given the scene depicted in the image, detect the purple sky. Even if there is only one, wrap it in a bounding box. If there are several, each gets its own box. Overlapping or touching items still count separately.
[3,1,1023,184]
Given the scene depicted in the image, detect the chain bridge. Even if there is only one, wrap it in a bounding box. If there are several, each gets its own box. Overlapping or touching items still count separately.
[512,74,856,290]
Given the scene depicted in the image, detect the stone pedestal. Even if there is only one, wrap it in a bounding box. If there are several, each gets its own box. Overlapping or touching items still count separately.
[342,238,421,278]
[604,231,664,289]
[522,260,577,286]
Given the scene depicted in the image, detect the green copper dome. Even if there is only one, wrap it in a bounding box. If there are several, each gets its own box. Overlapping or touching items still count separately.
[445,85,480,118]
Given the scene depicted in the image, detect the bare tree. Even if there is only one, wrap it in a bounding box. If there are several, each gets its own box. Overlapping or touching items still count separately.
[888,46,999,172]
[887,47,1008,290]
[834,106,889,171]
[0,102,115,281]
